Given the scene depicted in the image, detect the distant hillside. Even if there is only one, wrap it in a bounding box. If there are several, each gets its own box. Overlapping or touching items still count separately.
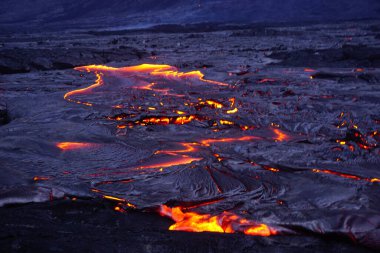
[1,0,379,32]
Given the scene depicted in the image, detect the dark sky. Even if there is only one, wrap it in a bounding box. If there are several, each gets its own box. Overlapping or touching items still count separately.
[1,0,379,32]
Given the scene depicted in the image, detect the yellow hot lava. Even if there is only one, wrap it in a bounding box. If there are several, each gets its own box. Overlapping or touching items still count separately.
[64,64,229,105]
[159,205,275,236]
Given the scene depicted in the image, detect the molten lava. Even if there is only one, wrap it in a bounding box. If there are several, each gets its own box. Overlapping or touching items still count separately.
[59,62,380,244]
[312,169,380,183]
[159,205,275,236]
[56,142,94,150]
[272,128,291,142]
[64,64,229,106]
[63,72,104,106]
[137,156,203,170]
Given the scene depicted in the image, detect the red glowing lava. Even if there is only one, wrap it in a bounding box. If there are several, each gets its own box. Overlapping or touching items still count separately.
[159,205,276,236]
[258,78,276,83]
[155,136,260,157]
[312,169,380,183]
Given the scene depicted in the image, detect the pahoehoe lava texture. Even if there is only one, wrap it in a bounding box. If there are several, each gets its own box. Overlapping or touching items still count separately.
[0,199,375,253]
[1,21,380,252]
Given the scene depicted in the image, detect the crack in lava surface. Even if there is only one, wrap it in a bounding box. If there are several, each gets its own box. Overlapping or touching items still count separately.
[25,63,380,246]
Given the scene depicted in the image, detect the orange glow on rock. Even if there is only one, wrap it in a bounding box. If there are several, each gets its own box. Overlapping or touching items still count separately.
[272,129,291,142]
[229,97,236,107]
[200,136,260,146]
[56,142,94,150]
[64,64,228,105]
[155,143,198,156]
[312,169,380,183]
[219,120,234,125]
[226,108,238,114]
[103,195,136,209]
[148,67,228,87]
[115,115,200,127]
[103,195,125,202]
[159,205,275,236]
[265,167,280,172]
[137,156,202,170]
[204,100,224,109]
[258,78,276,83]
[64,64,228,108]
[33,176,50,181]
[64,72,104,106]
[174,115,196,125]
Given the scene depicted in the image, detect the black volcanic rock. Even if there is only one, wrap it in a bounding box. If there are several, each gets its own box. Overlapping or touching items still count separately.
[269,45,380,68]
[0,47,146,74]
[0,103,7,125]
[0,200,376,253]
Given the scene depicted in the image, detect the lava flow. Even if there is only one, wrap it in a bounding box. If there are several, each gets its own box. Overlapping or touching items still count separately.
[61,63,295,237]
[60,63,379,245]
[64,64,228,105]
[159,205,276,236]
[56,142,94,150]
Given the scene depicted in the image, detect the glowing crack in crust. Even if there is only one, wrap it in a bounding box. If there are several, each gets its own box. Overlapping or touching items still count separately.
[62,63,292,237]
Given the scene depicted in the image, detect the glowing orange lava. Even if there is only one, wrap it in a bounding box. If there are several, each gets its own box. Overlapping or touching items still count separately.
[33,176,50,181]
[312,169,380,183]
[219,120,234,125]
[137,156,203,170]
[200,136,260,146]
[272,129,291,142]
[64,72,104,106]
[64,64,229,105]
[159,205,275,236]
[103,195,136,208]
[133,82,185,97]
[155,143,198,156]
[56,142,94,150]
[203,100,224,109]
[226,108,238,114]
[138,136,260,170]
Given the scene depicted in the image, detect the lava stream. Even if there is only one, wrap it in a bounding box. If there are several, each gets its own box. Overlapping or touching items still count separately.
[56,142,94,150]
[159,205,276,236]
[64,64,229,106]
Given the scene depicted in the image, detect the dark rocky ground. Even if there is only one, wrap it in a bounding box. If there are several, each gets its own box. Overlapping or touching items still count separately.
[1,20,380,252]
[0,199,375,253]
